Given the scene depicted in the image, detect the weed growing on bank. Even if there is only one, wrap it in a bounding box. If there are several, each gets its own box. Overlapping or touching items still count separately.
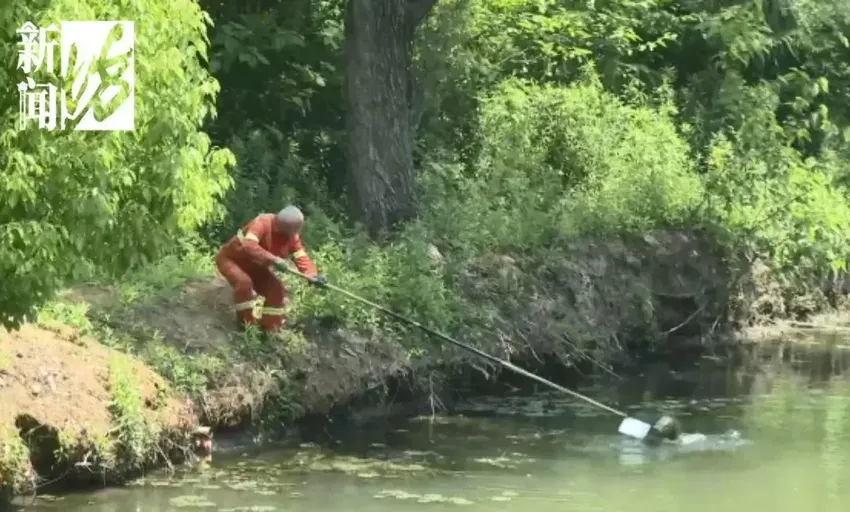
[114,238,215,304]
[0,428,32,500]
[106,355,163,469]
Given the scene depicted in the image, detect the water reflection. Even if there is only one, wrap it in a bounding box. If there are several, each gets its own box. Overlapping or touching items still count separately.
[17,336,850,511]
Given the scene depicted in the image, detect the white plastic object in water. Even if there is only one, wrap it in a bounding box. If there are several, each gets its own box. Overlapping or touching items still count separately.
[678,433,708,445]
[617,417,652,439]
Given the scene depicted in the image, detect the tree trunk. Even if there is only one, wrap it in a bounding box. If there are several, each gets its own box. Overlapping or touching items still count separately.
[344,0,437,238]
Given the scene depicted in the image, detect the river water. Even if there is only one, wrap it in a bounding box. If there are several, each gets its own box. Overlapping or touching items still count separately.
[18,333,850,511]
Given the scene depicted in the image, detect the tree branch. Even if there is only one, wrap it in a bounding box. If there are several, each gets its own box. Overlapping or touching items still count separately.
[406,0,438,29]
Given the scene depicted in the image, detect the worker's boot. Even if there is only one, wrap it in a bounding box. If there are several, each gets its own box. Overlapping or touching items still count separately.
[260,306,286,334]
[235,309,258,330]
[233,298,258,330]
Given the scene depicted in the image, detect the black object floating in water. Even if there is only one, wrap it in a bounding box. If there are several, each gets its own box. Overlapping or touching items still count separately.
[642,415,683,446]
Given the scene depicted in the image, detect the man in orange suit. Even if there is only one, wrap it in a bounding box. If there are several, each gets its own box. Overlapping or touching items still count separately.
[215,206,326,332]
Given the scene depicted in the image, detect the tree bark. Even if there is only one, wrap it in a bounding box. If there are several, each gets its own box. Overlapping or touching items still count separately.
[344,0,437,238]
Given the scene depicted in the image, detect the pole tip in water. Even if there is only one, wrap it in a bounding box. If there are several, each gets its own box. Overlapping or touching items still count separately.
[618,417,652,439]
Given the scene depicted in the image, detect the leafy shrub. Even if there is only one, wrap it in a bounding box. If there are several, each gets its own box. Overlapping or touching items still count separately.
[421,71,703,256]
[0,0,234,327]
[701,86,850,282]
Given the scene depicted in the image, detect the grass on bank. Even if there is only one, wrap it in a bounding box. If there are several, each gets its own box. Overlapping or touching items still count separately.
[0,428,30,502]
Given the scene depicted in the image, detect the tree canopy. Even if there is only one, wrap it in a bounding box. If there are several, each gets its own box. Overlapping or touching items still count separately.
[0,0,233,326]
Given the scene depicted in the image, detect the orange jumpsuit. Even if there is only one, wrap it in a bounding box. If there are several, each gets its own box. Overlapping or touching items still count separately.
[215,213,318,332]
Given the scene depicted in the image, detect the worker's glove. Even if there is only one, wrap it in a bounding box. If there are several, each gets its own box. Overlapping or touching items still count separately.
[307,273,327,288]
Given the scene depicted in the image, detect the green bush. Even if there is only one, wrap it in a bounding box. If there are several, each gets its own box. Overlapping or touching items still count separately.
[420,71,703,255]
[701,88,850,281]
[0,0,234,327]
[286,221,462,352]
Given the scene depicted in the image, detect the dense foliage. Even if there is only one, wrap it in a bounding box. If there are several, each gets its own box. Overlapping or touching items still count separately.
[0,0,233,326]
[3,0,850,330]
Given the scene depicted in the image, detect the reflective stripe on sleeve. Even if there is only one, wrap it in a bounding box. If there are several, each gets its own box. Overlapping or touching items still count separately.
[291,249,307,259]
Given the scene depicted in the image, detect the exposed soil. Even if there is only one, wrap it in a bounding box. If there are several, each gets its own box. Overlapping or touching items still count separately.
[451,230,738,369]
[0,323,197,500]
[0,323,193,435]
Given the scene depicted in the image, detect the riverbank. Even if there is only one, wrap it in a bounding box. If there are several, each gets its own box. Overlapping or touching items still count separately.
[0,324,197,502]
[0,229,842,503]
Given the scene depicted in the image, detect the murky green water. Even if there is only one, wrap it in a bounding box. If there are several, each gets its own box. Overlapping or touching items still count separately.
[19,336,850,511]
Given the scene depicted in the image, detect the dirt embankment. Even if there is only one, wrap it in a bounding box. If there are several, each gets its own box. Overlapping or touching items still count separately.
[0,323,196,501]
[0,280,412,502]
[68,279,413,429]
[0,229,832,502]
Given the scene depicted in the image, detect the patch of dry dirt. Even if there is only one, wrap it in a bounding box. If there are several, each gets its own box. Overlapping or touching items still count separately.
[0,323,195,438]
[67,279,237,350]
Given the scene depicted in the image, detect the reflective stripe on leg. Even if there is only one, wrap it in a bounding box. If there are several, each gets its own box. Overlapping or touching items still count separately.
[261,306,286,316]
[234,300,256,312]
